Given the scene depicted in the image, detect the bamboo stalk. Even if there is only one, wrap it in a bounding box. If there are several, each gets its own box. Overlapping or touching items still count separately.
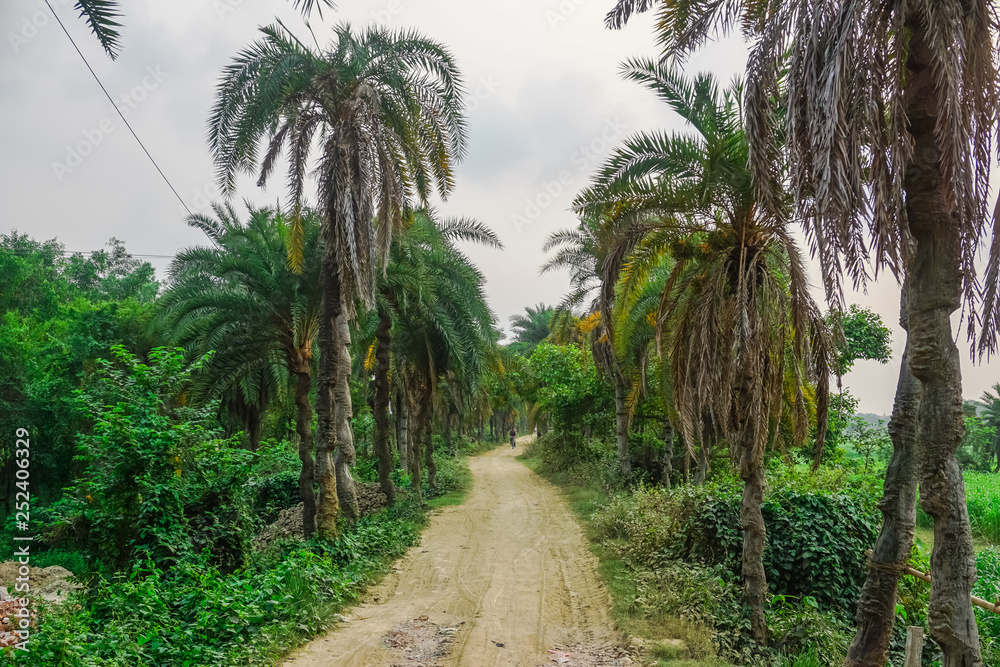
[900,560,1000,614]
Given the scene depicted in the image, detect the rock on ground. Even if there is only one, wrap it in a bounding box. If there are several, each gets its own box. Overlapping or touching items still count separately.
[0,562,81,603]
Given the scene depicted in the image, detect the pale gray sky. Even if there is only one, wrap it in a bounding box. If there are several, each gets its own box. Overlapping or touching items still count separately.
[1,0,997,415]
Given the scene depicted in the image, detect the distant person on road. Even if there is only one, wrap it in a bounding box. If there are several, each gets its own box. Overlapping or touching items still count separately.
[510,427,516,449]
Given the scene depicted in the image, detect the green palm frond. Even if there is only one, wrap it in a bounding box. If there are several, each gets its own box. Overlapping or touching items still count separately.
[75,0,123,59]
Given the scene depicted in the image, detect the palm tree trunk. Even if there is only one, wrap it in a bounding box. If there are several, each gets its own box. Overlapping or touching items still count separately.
[695,426,710,486]
[614,376,632,482]
[292,356,317,537]
[409,381,423,502]
[443,408,452,454]
[247,407,262,452]
[902,18,981,665]
[736,369,767,645]
[373,310,396,504]
[662,420,673,489]
[845,325,920,666]
[396,385,408,472]
[424,387,437,493]
[334,310,360,524]
[314,262,340,538]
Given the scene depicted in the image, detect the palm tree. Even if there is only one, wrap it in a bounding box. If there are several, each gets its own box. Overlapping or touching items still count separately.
[74,0,333,59]
[387,213,501,497]
[606,2,1000,662]
[611,256,681,486]
[208,22,467,536]
[508,304,554,355]
[976,384,1000,473]
[575,64,831,644]
[542,216,634,481]
[157,203,323,535]
[366,210,502,503]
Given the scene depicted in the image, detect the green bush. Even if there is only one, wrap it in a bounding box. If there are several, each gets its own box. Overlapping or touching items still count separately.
[592,467,880,614]
[15,503,426,666]
[526,432,622,492]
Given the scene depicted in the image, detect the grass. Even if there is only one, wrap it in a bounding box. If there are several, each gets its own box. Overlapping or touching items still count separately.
[965,472,1000,544]
[915,471,1000,550]
[518,451,732,667]
[425,440,499,508]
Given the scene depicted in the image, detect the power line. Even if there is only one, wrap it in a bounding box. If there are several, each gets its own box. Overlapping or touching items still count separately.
[0,248,177,259]
[43,0,192,216]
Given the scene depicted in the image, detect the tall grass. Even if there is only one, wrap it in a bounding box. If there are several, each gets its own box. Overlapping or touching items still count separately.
[965,473,1000,544]
[916,472,1000,545]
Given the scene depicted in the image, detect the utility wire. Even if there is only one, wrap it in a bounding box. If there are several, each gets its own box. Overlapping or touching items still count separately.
[43,0,192,216]
[0,248,176,259]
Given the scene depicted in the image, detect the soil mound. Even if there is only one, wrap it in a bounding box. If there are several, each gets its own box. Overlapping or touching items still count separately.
[255,482,389,550]
[0,562,81,603]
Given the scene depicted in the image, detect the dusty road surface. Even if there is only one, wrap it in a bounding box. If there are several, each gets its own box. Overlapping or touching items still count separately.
[283,439,630,667]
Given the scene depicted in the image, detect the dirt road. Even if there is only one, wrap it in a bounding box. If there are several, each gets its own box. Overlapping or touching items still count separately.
[283,439,630,667]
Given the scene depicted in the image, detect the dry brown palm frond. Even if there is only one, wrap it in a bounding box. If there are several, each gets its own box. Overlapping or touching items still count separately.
[737,0,1000,350]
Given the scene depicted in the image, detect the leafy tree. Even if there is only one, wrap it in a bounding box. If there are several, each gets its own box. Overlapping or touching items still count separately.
[55,346,244,570]
[157,204,323,534]
[209,22,467,535]
[829,305,893,377]
[64,238,159,304]
[846,417,892,472]
[0,233,158,503]
[575,65,832,643]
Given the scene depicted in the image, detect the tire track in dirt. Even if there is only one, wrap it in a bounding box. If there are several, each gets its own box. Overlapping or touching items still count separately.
[282,438,629,666]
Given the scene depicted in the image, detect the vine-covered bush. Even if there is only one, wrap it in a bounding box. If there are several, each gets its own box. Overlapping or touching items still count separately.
[22,503,426,666]
[593,464,881,613]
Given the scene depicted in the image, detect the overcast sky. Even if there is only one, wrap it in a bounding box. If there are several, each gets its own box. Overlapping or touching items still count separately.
[2,0,999,415]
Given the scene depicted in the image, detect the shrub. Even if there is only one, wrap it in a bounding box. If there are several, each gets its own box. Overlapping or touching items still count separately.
[17,503,427,666]
[592,466,880,614]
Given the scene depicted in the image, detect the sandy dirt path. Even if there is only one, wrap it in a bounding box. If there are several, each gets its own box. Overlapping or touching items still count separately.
[283,438,630,667]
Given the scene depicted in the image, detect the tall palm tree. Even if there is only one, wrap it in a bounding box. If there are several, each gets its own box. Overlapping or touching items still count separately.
[508,303,555,354]
[606,2,1000,662]
[611,255,681,486]
[208,22,467,536]
[575,64,831,644]
[365,210,502,503]
[542,216,634,481]
[387,214,501,497]
[157,203,322,535]
[976,384,1000,473]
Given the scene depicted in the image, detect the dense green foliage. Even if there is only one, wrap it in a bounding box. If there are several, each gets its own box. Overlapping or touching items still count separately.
[19,505,426,666]
[0,234,160,502]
